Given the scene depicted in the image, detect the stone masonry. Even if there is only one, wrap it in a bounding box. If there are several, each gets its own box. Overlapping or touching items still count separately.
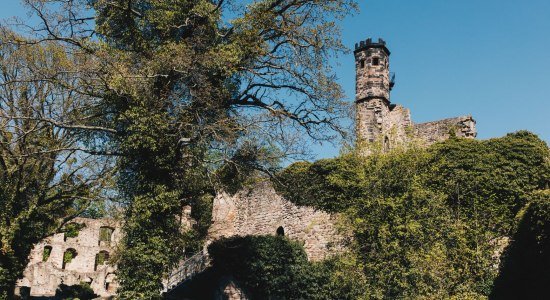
[354,38,477,150]
[17,37,479,299]
[16,218,121,298]
[208,181,346,261]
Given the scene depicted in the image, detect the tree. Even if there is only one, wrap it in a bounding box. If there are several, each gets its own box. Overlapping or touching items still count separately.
[0,30,109,298]
[5,0,357,297]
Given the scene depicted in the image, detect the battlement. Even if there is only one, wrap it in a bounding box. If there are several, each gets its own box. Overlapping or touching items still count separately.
[354,38,390,55]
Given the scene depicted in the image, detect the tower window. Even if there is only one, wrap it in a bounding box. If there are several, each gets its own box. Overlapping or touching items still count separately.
[277,226,285,236]
[360,59,365,68]
[372,57,380,66]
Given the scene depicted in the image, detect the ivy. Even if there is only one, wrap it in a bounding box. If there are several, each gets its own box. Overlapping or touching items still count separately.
[42,247,52,262]
[63,249,77,265]
[63,223,86,239]
[273,131,549,298]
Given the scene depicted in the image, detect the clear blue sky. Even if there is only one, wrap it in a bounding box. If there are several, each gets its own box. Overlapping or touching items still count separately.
[327,0,550,158]
[2,0,549,160]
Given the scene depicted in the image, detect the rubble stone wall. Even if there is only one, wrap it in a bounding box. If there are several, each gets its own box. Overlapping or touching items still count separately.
[16,218,121,297]
[413,115,477,145]
[208,181,346,261]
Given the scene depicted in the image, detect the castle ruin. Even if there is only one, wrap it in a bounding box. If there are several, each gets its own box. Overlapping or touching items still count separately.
[16,38,478,299]
[354,38,476,150]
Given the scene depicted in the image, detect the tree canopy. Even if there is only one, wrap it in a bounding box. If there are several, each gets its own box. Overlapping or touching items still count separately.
[1,0,358,297]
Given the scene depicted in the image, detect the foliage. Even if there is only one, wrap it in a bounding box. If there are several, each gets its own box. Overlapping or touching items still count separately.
[426,131,549,236]
[42,247,52,262]
[274,155,367,212]
[183,194,214,253]
[96,251,109,266]
[206,235,366,299]
[55,282,98,300]
[63,249,77,265]
[490,190,550,299]
[274,132,549,298]
[63,223,86,239]
[99,227,114,243]
[4,0,357,297]
[0,30,108,298]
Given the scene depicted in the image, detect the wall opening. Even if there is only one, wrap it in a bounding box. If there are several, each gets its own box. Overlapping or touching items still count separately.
[384,136,390,152]
[94,250,110,271]
[42,246,52,262]
[360,59,365,68]
[277,226,285,236]
[62,248,77,270]
[105,273,117,293]
[99,226,114,245]
[372,57,380,66]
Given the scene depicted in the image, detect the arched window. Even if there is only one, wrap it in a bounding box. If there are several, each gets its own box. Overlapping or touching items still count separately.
[42,246,52,262]
[277,226,285,236]
[99,226,114,245]
[94,250,110,271]
[62,248,77,269]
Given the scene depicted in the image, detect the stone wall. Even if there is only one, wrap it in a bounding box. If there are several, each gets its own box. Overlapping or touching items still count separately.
[208,181,346,261]
[385,104,413,147]
[16,218,121,298]
[414,115,477,145]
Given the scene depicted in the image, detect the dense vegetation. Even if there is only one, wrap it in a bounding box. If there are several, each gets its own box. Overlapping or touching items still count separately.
[175,236,366,299]
[1,0,548,298]
[1,0,356,298]
[269,132,549,299]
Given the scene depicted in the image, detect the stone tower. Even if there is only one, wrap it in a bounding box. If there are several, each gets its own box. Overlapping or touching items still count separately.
[354,38,476,151]
[355,38,404,148]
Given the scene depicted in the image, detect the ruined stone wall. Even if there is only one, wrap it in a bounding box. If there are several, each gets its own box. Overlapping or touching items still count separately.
[385,104,413,147]
[208,181,346,261]
[16,218,121,298]
[413,115,477,145]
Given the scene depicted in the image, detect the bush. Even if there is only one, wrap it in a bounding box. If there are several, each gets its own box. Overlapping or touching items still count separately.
[207,235,366,299]
[55,282,98,300]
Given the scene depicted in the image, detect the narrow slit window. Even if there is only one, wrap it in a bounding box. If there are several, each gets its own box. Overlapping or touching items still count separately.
[360,59,365,68]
